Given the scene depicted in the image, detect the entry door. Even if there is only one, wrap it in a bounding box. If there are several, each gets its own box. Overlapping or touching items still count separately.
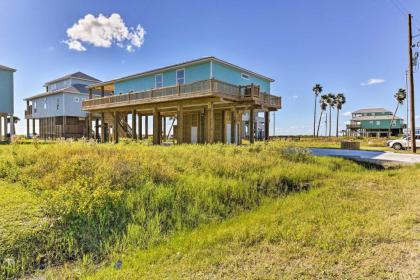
[191,127,198,144]
[226,124,231,144]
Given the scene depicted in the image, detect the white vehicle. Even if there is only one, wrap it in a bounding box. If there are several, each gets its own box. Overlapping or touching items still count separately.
[387,134,420,150]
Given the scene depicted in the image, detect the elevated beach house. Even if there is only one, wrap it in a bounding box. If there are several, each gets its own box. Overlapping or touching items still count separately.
[0,64,16,140]
[24,72,102,139]
[83,57,281,144]
[346,108,405,137]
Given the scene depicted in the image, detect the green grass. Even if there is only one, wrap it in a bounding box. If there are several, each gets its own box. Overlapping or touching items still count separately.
[0,140,418,279]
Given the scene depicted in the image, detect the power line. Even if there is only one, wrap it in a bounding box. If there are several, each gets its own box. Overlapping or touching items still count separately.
[388,0,420,29]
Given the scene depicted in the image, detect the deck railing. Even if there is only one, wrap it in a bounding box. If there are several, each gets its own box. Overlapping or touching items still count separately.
[83,79,281,109]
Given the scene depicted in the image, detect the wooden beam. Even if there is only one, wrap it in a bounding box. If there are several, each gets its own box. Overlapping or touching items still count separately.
[208,101,214,143]
[231,109,236,144]
[101,113,105,143]
[264,111,269,141]
[163,116,166,141]
[249,109,255,144]
[138,113,142,140]
[153,108,161,145]
[113,112,119,143]
[145,115,149,139]
[177,105,183,144]
[131,109,137,140]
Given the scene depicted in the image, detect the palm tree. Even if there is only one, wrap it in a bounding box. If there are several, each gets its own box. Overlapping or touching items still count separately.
[312,84,323,137]
[325,93,336,137]
[334,93,346,137]
[316,94,329,137]
[388,88,407,137]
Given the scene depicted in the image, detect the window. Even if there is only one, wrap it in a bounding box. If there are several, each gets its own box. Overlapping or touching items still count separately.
[44,98,47,110]
[56,98,60,110]
[33,101,37,113]
[241,73,250,80]
[391,120,396,126]
[176,69,185,85]
[50,84,56,91]
[376,121,380,125]
[369,121,373,124]
[74,97,80,103]
[155,74,163,88]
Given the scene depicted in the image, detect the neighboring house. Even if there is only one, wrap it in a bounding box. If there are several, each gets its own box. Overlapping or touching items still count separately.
[346,108,405,137]
[24,72,102,139]
[83,56,281,144]
[242,113,266,140]
[0,64,16,140]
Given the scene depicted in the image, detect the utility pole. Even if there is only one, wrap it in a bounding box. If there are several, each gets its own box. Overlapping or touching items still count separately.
[408,14,417,153]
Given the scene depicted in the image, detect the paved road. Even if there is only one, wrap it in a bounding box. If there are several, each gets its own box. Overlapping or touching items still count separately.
[309,148,420,164]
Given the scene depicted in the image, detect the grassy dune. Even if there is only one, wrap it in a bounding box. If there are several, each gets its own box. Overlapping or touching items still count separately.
[0,141,418,279]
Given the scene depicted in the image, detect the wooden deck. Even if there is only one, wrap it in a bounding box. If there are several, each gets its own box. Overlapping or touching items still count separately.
[83,79,281,112]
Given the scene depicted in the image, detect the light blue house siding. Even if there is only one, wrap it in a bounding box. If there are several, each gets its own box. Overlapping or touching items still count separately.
[113,60,271,94]
[114,62,211,93]
[211,61,271,93]
[0,68,14,114]
[31,93,87,118]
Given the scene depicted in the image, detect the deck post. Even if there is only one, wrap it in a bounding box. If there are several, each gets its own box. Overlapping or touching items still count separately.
[264,111,269,141]
[95,118,99,140]
[88,113,92,139]
[138,113,142,140]
[231,109,236,144]
[237,110,243,145]
[163,116,166,141]
[249,109,255,144]
[26,118,30,138]
[0,115,3,140]
[145,116,148,139]
[113,112,119,144]
[101,113,105,143]
[131,109,137,140]
[177,105,183,144]
[208,102,214,143]
[153,108,161,145]
[221,110,225,143]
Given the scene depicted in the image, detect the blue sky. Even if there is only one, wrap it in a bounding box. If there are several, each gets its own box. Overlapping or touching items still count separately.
[1,0,420,135]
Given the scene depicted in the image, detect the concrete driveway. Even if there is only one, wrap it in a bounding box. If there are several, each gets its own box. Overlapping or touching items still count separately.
[309,148,420,165]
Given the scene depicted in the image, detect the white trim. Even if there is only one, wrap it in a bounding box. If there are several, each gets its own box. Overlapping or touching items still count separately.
[210,61,213,78]
[155,73,163,88]
[176,68,185,85]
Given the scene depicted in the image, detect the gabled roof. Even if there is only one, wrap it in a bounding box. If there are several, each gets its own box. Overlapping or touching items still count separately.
[353,108,391,114]
[24,84,101,101]
[0,64,16,72]
[88,56,274,89]
[44,72,101,86]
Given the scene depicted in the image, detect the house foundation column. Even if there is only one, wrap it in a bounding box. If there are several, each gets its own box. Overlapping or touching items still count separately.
[163,116,166,141]
[138,113,142,140]
[208,102,214,143]
[153,108,161,145]
[113,112,119,143]
[4,116,8,139]
[101,113,105,143]
[264,111,270,141]
[131,110,137,140]
[26,118,30,138]
[177,105,183,144]
[231,110,236,144]
[249,109,255,144]
[145,116,148,139]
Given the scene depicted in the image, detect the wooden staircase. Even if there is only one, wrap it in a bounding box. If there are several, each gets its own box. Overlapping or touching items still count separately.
[119,118,133,138]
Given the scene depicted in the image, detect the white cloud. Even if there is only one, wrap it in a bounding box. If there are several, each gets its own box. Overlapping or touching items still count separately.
[63,13,146,52]
[343,111,352,117]
[361,78,385,86]
[291,95,299,99]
